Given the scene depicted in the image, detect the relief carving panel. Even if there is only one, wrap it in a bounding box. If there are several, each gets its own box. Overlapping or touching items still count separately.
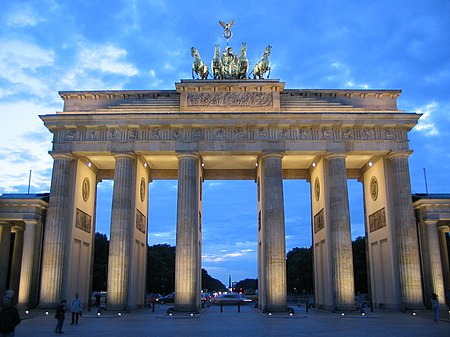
[187,92,273,107]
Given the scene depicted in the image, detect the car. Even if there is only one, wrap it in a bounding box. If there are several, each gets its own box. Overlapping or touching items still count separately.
[209,293,252,305]
[155,292,175,304]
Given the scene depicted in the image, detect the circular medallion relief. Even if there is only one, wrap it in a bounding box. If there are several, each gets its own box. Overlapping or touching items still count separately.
[82,177,90,202]
[314,177,320,201]
[140,177,146,202]
[370,176,378,201]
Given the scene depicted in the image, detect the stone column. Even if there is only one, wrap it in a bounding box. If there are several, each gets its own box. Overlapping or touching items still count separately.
[260,153,287,312]
[438,227,450,301]
[388,152,423,308]
[107,154,135,309]
[174,154,200,312]
[18,221,37,306]
[40,154,73,306]
[0,222,13,297]
[9,226,25,301]
[425,221,445,300]
[326,154,355,308]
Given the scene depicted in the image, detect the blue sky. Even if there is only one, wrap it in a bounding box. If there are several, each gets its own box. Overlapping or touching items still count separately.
[1,0,449,285]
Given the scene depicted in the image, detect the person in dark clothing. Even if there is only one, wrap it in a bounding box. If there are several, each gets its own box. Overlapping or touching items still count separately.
[54,299,67,334]
[0,294,21,337]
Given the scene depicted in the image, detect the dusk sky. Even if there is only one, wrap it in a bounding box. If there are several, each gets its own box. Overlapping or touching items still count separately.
[1,0,449,286]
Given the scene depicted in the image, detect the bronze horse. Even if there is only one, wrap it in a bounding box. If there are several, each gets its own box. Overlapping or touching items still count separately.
[191,47,209,80]
[253,45,271,79]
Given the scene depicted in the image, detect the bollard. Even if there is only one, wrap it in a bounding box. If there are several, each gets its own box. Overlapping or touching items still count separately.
[238,303,241,313]
[220,303,223,312]
[306,300,309,313]
[152,301,155,312]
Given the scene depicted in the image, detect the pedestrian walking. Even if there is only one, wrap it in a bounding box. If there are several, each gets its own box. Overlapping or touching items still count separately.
[0,291,21,337]
[70,293,82,325]
[54,299,67,334]
[431,293,439,322]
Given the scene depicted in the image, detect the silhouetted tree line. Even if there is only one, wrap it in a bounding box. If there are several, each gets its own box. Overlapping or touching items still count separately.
[92,235,225,294]
[95,234,431,296]
[286,236,368,295]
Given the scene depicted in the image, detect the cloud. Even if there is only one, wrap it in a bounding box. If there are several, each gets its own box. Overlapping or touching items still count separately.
[59,42,138,90]
[327,61,370,89]
[414,102,439,136]
[0,101,54,193]
[78,44,138,76]
[6,4,45,27]
[0,40,55,97]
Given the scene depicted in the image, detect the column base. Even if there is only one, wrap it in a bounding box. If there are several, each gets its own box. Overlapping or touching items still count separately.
[172,304,200,313]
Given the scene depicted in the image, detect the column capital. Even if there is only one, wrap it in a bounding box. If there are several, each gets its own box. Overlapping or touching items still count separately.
[0,222,13,229]
[113,153,136,160]
[325,152,347,160]
[387,151,412,160]
[438,224,450,232]
[260,152,284,160]
[50,152,74,160]
[11,225,25,232]
[177,153,200,160]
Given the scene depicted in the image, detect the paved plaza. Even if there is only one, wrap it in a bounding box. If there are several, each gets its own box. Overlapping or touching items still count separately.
[13,303,450,337]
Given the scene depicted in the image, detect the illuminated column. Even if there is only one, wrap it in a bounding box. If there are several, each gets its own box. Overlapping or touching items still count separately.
[326,154,355,308]
[18,221,37,306]
[0,222,13,296]
[425,221,445,300]
[260,153,287,312]
[9,226,25,300]
[174,154,201,312]
[107,154,136,309]
[388,153,423,307]
[438,227,450,299]
[40,154,73,306]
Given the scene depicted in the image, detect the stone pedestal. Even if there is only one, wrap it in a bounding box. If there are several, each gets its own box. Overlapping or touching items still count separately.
[107,154,136,309]
[39,154,73,306]
[174,154,201,312]
[388,153,423,308]
[326,154,355,308]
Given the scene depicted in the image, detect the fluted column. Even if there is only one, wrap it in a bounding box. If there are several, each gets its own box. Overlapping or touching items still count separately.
[425,221,445,300]
[174,154,200,312]
[261,153,287,312]
[438,227,450,301]
[388,152,423,307]
[326,154,355,308]
[9,226,25,301]
[18,221,37,306]
[0,222,13,297]
[107,154,135,309]
[39,154,73,306]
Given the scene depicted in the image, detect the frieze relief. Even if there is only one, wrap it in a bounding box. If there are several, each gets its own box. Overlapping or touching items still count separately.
[369,208,386,233]
[314,208,325,234]
[187,92,273,107]
[136,209,146,234]
[58,126,402,143]
[75,208,92,233]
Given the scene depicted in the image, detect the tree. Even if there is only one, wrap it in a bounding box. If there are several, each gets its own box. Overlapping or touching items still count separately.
[352,236,368,294]
[93,232,109,291]
[146,244,176,295]
[233,278,257,294]
[202,269,226,293]
[286,247,313,295]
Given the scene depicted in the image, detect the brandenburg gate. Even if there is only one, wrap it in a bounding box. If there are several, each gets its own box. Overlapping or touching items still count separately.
[35,76,432,312]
